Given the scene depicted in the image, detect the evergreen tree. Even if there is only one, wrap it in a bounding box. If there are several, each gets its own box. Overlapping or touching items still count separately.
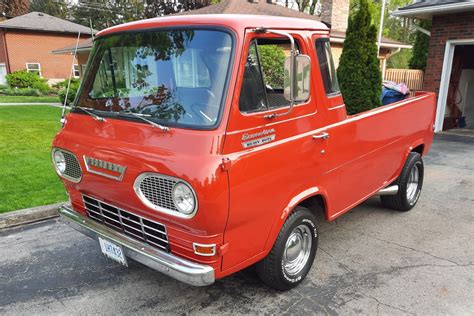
[409,19,431,71]
[337,0,381,114]
[366,24,382,107]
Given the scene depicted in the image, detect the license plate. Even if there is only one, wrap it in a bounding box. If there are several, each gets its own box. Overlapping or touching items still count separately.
[98,237,127,266]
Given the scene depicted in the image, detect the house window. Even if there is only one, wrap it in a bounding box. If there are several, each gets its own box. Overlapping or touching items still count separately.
[73,64,80,78]
[26,63,41,76]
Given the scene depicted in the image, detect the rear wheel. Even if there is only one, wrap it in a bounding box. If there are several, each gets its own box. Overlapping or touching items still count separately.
[256,206,318,291]
[381,152,424,211]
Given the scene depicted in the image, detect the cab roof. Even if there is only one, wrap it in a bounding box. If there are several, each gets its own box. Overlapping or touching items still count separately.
[97,14,329,38]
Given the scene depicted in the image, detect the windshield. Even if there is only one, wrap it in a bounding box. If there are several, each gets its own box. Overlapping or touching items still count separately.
[75,29,233,128]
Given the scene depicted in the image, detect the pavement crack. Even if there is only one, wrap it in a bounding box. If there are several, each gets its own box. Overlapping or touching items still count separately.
[319,247,355,274]
[358,292,415,315]
[337,225,463,266]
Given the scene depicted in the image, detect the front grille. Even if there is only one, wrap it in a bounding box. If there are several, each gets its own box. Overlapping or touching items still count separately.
[62,151,82,180]
[136,174,179,212]
[83,195,169,251]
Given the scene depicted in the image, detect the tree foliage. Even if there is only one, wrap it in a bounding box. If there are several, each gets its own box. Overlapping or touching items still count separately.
[409,19,431,71]
[0,0,29,18]
[144,0,211,18]
[337,0,381,114]
[29,0,69,19]
[27,0,212,31]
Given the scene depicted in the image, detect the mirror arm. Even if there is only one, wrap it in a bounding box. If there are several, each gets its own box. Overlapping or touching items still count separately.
[252,28,296,119]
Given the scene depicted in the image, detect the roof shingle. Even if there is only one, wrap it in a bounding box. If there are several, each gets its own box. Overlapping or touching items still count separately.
[0,12,95,35]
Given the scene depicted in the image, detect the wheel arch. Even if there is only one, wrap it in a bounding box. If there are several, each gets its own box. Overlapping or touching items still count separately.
[262,187,328,254]
[394,140,425,181]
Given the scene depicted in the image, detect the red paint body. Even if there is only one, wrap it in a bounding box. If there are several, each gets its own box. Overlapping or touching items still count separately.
[52,15,436,280]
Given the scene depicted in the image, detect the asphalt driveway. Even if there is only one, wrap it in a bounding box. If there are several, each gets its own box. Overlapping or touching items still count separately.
[1,135,473,314]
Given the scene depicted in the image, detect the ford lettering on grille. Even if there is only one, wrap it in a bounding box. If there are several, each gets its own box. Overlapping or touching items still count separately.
[83,156,127,181]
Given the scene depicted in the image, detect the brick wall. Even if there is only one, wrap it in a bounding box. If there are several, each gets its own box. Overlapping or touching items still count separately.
[423,12,474,95]
[4,30,89,83]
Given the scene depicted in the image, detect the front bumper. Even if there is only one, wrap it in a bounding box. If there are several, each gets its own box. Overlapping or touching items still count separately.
[58,205,215,286]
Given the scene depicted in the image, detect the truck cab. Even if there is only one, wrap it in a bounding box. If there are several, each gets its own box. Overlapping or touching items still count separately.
[53,15,436,290]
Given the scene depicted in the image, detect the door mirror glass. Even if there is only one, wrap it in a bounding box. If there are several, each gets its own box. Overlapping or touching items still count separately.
[283,56,292,102]
[283,55,311,103]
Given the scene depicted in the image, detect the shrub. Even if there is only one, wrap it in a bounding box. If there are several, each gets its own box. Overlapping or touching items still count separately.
[58,80,80,105]
[6,70,43,88]
[337,0,381,114]
[53,78,80,89]
[0,88,42,96]
[32,80,51,94]
[258,45,286,88]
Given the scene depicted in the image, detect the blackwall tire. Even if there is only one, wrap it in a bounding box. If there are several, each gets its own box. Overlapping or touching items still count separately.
[381,152,424,212]
[256,206,318,291]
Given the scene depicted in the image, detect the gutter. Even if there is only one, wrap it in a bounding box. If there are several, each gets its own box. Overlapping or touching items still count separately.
[330,36,412,49]
[392,2,474,18]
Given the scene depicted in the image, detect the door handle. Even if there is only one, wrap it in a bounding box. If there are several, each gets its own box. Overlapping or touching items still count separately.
[312,132,330,140]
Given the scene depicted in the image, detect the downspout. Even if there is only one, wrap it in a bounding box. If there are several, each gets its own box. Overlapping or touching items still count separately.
[1,30,11,73]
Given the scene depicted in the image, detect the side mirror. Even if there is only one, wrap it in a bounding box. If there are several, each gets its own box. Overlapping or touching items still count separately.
[284,55,311,103]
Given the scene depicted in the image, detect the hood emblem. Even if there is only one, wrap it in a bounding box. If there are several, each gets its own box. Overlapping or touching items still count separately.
[83,156,127,181]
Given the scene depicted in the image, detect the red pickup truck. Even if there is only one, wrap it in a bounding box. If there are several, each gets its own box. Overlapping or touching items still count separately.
[53,14,436,290]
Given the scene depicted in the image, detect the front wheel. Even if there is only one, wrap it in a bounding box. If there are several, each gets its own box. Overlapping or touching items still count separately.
[256,206,318,291]
[381,152,424,211]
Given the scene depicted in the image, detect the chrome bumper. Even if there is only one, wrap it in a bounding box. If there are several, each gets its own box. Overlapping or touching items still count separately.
[58,205,215,286]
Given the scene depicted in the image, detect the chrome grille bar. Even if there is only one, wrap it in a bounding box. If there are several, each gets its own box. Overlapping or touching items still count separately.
[83,195,169,251]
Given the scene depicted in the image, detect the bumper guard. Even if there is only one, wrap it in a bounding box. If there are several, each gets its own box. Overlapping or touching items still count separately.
[59,205,215,286]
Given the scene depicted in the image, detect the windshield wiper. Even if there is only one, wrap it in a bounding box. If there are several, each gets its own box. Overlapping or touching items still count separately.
[119,111,169,132]
[75,107,107,122]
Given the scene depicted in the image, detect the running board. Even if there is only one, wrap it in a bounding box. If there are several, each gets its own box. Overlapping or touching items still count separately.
[376,185,399,196]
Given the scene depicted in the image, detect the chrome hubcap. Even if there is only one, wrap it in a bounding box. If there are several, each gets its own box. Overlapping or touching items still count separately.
[283,224,312,276]
[406,164,420,204]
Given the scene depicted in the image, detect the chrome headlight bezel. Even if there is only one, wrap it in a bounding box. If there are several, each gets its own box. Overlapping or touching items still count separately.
[134,172,198,219]
[51,147,83,183]
[172,182,196,215]
[53,150,66,173]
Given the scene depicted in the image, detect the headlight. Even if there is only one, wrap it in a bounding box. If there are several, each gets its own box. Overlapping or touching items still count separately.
[53,150,66,174]
[172,182,196,215]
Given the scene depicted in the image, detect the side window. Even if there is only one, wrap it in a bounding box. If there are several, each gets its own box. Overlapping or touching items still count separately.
[315,38,340,95]
[239,41,267,113]
[239,38,302,114]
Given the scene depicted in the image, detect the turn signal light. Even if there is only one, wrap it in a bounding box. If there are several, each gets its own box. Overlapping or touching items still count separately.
[193,243,216,256]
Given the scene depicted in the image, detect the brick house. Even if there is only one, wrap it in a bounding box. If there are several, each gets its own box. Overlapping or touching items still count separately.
[53,0,410,76]
[394,0,474,131]
[0,12,94,85]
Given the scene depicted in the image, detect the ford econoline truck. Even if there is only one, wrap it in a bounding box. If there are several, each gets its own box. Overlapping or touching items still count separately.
[53,14,436,290]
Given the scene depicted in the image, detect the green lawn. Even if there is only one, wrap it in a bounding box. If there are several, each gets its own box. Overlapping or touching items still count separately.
[0,106,68,213]
[0,95,60,103]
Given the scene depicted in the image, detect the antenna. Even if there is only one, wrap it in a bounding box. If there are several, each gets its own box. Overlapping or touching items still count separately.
[60,31,81,127]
